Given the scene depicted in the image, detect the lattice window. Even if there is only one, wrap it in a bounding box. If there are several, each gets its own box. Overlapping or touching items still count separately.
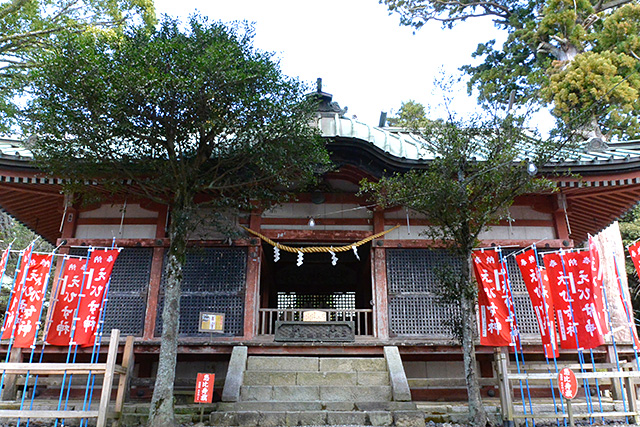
[156,248,246,337]
[386,248,540,339]
[66,247,150,336]
[277,292,356,310]
[386,249,460,338]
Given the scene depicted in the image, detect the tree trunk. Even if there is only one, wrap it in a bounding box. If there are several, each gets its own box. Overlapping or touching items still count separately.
[148,206,188,427]
[460,252,488,426]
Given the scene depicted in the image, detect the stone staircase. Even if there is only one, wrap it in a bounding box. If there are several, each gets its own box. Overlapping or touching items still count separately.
[211,346,425,426]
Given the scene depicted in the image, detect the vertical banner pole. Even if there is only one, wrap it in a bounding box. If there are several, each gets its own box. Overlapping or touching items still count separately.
[532,245,564,424]
[557,251,594,421]
[500,248,535,426]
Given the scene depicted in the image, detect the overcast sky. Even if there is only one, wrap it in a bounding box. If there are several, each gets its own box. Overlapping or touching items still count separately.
[153,0,511,127]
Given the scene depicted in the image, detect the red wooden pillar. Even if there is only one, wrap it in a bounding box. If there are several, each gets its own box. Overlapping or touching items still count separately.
[372,246,389,340]
[142,206,168,339]
[553,194,571,241]
[60,201,78,241]
[244,245,261,340]
[143,246,164,339]
[243,211,262,340]
[371,209,389,339]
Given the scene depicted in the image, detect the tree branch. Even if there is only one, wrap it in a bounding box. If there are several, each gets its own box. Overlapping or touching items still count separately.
[596,0,634,12]
[0,0,29,22]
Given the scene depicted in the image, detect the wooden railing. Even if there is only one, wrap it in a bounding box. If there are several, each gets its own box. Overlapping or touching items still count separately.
[495,351,640,424]
[0,329,134,427]
[258,309,373,336]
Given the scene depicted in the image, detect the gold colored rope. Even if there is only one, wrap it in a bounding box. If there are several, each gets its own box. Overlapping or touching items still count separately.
[241,224,400,253]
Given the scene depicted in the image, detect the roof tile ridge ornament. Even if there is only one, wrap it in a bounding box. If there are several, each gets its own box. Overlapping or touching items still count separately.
[310,78,348,118]
[585,136,609,153]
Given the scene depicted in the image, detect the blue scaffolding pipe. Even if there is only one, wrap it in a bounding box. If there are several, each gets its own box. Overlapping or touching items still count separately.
[54,249,93,427]
[532,244,564,426]
[0,245,35,400]
[499,248,535,427]
[25,255,69,427]
[612,252,640,372]
[15,253,56,427]
[600,272,629,423]
[80,246,119,427]
[557,251,596,423]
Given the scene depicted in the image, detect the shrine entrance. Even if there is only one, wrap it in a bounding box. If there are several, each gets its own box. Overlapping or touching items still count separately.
[257,242,374,337]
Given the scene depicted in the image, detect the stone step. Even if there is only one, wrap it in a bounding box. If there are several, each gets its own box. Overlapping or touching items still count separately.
[242,370,389,386]
[240,385,393,402]
[210,409,426,427]
[214,400,418,412]
[245,356,387,373]
[246,356,319,372]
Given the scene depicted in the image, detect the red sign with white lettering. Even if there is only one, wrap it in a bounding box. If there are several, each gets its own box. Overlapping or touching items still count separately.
[558,367,578,400]
[195,373,215,403]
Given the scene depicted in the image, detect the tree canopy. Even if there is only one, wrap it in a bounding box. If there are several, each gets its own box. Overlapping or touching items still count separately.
[25,15,329,426]
[381,0,640,141]
[360,105,557,425]
[0,0,155,133]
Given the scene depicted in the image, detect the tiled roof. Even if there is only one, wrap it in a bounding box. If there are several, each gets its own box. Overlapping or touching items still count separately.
[0,138,33,160]
[317,113,640,171]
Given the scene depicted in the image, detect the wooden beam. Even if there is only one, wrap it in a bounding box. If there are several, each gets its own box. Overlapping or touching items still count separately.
[114,335,135,414]
[97,329,120,427]
[260,229,371,242]
[261,217,371,226]
[372,247,389,340]
[377,239,573,249]
[373,210,385,235]
[243,245,261,340]
[143,247,164,339]
[76,217,158,225]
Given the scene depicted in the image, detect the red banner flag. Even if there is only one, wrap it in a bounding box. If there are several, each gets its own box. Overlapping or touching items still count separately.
[73,249,119,347]
[45,257,87,346]
[628,240,640,279]
[588,237,610,338]
[473,250,516,347]
[2,244,34,339]
[0,246,10,278]
[619,239,640,349]
[515,249,558,357]
[2,253,53,347]
[543,250,606,349]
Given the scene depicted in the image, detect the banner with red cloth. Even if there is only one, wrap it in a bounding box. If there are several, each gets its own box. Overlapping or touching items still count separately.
[45,257,88,346]
[628,240,640,280]
[72,249,119,347]
[2,253,53,347]
[621,239,640,348]
[1,244,34,340]
[588,237,610,338]
[515,249,558,357]
[473,250,517,347]
[543,250,606,349]
[0,246,10,279]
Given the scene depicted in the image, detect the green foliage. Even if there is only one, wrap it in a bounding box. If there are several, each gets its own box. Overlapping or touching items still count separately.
[24,15,329,425]
[361,100,560,425]
[25,15,329,219]
[382,0,640,140]
[387,100,436,131]
[0,0,155,134]
[361,115,555,254]
[0,210,52,313]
